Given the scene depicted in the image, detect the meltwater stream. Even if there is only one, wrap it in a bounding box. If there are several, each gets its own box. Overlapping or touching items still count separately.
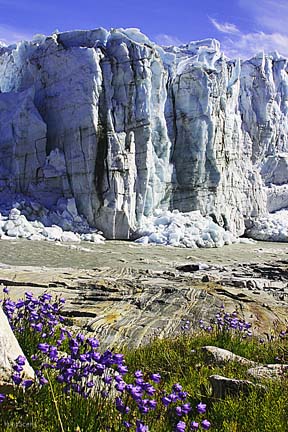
[0,240,287,270]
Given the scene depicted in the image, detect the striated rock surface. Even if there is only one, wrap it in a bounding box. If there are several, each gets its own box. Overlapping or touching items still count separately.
[0,29,288,239]
[0,239,287,348]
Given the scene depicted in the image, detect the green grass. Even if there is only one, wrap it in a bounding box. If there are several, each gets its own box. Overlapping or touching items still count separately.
[123,332,288,431]
[1,328,287,431]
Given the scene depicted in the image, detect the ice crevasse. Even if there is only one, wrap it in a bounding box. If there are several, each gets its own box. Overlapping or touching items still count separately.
[0,27,288,246]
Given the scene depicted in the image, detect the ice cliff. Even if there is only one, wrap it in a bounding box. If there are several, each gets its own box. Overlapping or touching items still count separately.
[0,28,288,240]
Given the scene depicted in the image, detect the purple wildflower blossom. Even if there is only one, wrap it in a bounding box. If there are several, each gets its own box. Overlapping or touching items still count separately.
[201,420,211,430]
[196,402,206,414]
[175,420,186,431]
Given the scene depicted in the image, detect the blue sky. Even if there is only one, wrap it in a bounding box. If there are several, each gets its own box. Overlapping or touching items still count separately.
[0,0,288,58]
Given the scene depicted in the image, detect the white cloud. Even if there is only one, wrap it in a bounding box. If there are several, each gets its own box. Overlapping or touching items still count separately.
[221,31,288,59]
[0,24,33,45]
[209,17,240,35]
[238,0,288,34]
[153,33,183,46]
[210,14,288,59]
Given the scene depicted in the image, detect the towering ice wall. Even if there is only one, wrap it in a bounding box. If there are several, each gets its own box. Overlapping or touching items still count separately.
[0,28,287,239]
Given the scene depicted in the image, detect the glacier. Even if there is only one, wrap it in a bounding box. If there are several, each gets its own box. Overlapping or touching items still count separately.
[0,28,288,244]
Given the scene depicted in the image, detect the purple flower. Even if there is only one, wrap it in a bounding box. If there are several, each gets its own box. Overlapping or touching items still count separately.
[22,380,34,389]
[143,384,155,395]
[103,375,112,385]
[181,403,191,414]
[38,342,50,353]
[3,287,9,294]
[16,300,25,308]
[115,381,126,392]
[201,420,211,430]
[123,421,131,428]
[91,352,101,362]
[12,374,22,385]
[34,323,43,332]
[118,365,128,375]
[190,421,199,430]
[178,391,188,400]
[39,375,48,386]
[41,293,52,302]
[13,364,23,373]
[129,385,143,400]
[196,402,206,414]
[176,406,183,416]
[115,397,130,414]
[134,370,143,378]
[150,373,161,383]
[0,394,6,403]
[148,399,157,409]
[139,405,149,414]
[87,337,99,348]
[49,346,58,361]
[115,374,123,383]
[76,333,85,343]
[175,421,186,431]
[162,396,171,406]
[136,420,149,432]
[112,353,124,364]
[172,383,183,393]
[169,393,179,402]
[15,355,26,366]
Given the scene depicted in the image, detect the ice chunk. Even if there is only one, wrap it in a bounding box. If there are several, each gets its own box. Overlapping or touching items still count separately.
[135,209,237,248]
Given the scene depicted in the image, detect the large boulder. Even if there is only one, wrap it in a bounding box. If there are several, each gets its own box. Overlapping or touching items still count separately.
[0,308,34,392]
[202,346,256,367]
[209,374,266,399]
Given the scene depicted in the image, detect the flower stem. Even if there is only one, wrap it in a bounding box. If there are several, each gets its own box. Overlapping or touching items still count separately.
[46,373,65,432]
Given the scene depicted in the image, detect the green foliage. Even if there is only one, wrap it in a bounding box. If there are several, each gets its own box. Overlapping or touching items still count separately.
[123,331,288,432]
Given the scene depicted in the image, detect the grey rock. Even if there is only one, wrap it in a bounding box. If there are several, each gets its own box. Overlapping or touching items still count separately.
[0,307,34,392]
[202,346,256,367]
[247,364,288,380]
[209,374,266,399]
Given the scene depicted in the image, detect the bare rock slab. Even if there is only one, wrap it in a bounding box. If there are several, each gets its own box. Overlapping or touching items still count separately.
[209,374,266,399]
[0,307,34,392]
[247,364,288,380]
[202,346,256,367]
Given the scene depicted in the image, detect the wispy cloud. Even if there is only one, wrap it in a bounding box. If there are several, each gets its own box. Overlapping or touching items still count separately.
[210,0,288,58]
[0,24,34,45]
[209,17,240,35]
[153,33,183,46]
[239,0,288,34]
